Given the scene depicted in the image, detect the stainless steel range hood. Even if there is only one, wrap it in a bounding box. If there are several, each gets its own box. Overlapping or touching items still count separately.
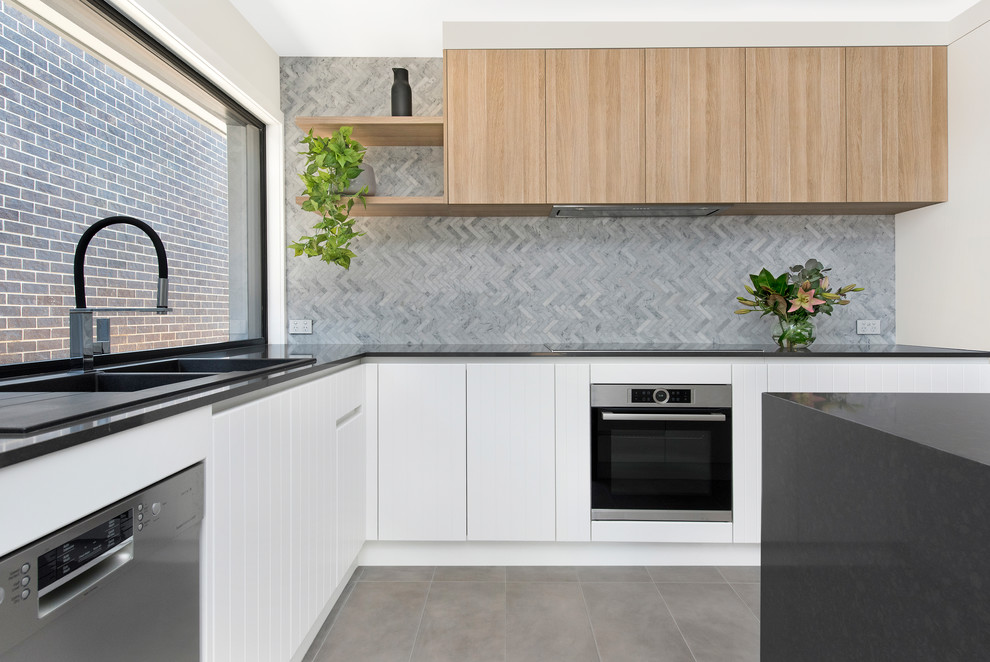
[551,204,726,217]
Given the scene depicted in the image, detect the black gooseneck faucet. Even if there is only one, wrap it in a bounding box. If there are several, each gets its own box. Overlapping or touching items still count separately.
[70,216,171,371]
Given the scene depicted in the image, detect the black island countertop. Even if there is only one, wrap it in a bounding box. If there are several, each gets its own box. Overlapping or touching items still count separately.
[1,341,987,469]
[762,391,990,661]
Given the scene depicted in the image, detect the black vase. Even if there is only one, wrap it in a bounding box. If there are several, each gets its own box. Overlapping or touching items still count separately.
[391,68,412,116]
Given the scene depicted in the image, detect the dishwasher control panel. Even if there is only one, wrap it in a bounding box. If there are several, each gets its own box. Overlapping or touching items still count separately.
[0,463,203,660]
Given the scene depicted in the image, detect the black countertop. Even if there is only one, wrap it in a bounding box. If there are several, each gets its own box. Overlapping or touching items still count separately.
[767,391,990,466]
[762,391,990,661]
[1,342,986,469]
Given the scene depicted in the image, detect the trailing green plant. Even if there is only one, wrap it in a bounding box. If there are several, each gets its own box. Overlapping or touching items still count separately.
[290,127,368,269]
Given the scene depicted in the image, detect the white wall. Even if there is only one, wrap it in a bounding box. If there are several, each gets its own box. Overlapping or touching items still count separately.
[111,0,280,120]
[896,7,990,350]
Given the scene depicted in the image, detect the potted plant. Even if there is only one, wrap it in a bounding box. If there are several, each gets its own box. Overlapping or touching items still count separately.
[289,127,368,269]
[735,259,864,349]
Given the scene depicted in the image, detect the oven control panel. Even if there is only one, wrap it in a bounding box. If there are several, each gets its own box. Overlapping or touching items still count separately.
[591,384,732,409]
[630,388,692,404]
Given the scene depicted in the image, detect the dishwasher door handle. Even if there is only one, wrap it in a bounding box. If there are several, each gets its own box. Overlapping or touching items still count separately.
[601,411,727,422]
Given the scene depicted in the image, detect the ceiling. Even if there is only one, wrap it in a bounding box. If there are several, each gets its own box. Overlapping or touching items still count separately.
[228,0,984,57]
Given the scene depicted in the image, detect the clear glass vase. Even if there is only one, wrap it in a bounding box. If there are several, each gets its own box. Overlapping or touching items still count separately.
[773,317,816,350]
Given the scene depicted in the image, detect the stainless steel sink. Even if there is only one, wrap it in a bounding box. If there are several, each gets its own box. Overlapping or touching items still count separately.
[0,372,210,393]
[102,357,313,374]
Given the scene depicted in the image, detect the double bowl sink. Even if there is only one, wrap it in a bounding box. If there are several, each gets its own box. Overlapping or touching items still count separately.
[0,357,315,393]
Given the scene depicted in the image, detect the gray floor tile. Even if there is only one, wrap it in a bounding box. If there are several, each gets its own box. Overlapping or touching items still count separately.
[411,581,506,662]
[717,565,761,583]
[302,579,359,662]
[648,566,726,583]
[433,565,506,582]
[506,566,579,582]
[582,582,695,662]
[577,566,652,582]
[359,566,436,582]
[315,581,430,662]
[731,583,761,621]
[506,582,600,662]
[658,582,760,662]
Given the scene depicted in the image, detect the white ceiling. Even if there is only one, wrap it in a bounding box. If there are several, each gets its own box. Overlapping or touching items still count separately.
[228,0,984,57]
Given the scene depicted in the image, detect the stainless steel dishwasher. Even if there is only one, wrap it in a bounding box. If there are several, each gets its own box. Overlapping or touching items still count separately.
[0,463,204,661]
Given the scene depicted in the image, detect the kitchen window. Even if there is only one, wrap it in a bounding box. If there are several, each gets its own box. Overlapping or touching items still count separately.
[0,0,265,367]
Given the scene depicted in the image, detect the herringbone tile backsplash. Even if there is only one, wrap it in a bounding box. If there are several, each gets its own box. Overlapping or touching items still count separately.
[282,57,895,345]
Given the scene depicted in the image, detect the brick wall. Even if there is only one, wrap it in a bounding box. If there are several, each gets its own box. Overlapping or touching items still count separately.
[0,1,229,365]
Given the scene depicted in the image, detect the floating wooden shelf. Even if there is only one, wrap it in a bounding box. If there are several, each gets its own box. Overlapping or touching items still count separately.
[295,196,553,217]
[294,116,443,146]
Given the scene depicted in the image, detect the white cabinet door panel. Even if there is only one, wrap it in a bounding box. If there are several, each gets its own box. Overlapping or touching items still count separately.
[731,363,767,544]
[767,360,990,394]
[209,390,293,662]
[467,363,555,541]
[555,363,591,542]
[379,363,467,541]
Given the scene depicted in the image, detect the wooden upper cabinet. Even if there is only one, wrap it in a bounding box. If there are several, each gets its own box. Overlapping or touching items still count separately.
[546,49,645,204]
[846,47,947,203]
[445,49,546,204]
[746,48,846,203]
[646,48,745,203]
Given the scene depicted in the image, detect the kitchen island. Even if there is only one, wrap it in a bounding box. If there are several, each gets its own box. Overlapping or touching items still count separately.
[762,392,990,661]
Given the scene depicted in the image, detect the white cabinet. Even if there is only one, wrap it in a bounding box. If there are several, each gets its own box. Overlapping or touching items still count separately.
[334,365,367,587]
[731,363,767,544]
[555,363,591,541]
[467,363,556,541]
[206,365,368,662]
[378,363,467,541]
[766,359,990,393]
[209,387,295,662]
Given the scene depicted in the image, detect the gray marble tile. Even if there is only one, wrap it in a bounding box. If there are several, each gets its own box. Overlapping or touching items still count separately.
[582,582,694,662]
[506,566,580,582]
[315,581,430,662]
[410,581,506,662]
[359,566,435,582]
[648,566,727,583]
[578,566,652,582]
[731,583,761,621]
[658,582,760,662]
[505,582,599,662]
[718,566,761,583]
[433,565,506,582]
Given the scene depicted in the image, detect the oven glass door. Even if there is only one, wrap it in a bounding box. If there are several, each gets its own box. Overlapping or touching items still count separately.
[591,408,732,521]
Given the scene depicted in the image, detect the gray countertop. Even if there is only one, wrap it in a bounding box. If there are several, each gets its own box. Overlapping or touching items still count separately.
[1,342,986,468]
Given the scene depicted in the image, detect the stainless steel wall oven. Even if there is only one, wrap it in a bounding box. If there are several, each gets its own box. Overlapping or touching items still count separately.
[591,384,732,522]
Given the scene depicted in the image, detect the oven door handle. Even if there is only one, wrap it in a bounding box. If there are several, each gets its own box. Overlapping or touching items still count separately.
[601,411,727,422]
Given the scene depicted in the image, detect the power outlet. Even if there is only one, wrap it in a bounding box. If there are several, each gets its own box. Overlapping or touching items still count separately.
[857,319,881,335]
[288,319,313,334]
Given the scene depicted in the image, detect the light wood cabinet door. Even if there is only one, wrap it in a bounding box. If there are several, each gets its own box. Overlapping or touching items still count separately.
[445,49,546,204]
[847,46,947,203]
[646,48,745,203]
[746,47,846,202]
[547,48,645,203]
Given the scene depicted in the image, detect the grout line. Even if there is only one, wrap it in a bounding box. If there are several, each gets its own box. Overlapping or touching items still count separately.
[577,582,605,662]
[727,581,761,624]
[406,568,437,662]
[653,581,700,662]
[308,574,360,661]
